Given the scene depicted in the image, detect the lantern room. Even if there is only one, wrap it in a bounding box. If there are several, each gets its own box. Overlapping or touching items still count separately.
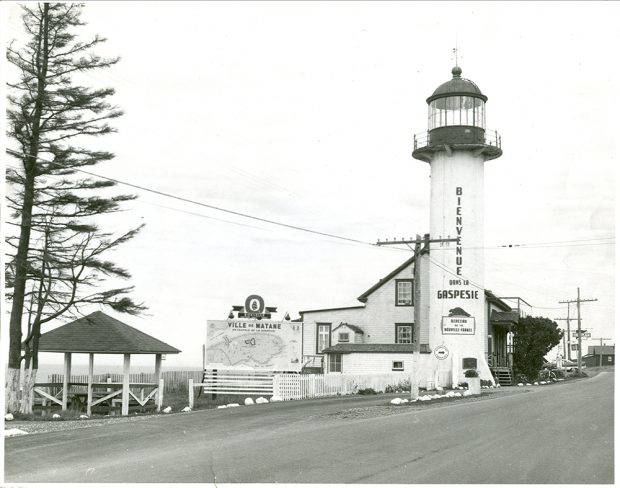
[412,66,502,162]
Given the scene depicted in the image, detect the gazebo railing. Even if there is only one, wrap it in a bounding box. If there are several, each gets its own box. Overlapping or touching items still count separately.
[34,376,164,416]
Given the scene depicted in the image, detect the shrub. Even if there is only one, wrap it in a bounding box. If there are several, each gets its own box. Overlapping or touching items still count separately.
[357,388,377,395]
[464,369,479,378]
[385,379,411,393]
[480,379,493,387]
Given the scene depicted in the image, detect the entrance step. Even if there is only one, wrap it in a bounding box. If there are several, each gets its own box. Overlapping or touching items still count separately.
[492,368,513,386]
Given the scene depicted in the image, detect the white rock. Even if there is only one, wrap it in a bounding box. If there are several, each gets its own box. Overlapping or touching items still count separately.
[270,396,283,402]
[526,383,532,386]
[390,398,402,405]
[4,414,14,421]
[420,395,432,401]
[453,392,462,397]
[534,382,539,386]
[182,406,192,412]
[217,405,227,409]
[4,428,28,437]
[162,406,172,413]
[79,414,89,419]
[436,386,443,391]
[558,378,565,381]
[244,398,255,406]
[540,381,546,385]
[517,383,524,387]
[432,394,441,399]
[255,397,269,404]
[52,413,62,419]
[226,403,240,408]
[401,398,409,403]
[462,390,472,397]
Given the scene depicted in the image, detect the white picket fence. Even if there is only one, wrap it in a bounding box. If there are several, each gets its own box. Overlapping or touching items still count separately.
[189,371,412,404]
[274,372,411,400]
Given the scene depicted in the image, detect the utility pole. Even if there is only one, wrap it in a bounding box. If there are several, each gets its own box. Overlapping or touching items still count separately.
[559,288,598,375]
[553,305,577,361]
[376,233,458,400]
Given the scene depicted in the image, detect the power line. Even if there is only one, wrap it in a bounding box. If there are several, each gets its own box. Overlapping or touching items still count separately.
[7,150,613,253]
[5,149,379,248]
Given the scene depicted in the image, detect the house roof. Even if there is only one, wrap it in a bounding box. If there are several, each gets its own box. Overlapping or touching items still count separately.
[490,310,519,325]
[587,345,615,355]
[332,323,364,334]
[37,311,181,355]
[322,343,417,354]
[299,305,365,315]
[357,255,416,303]
[485,290,513,312]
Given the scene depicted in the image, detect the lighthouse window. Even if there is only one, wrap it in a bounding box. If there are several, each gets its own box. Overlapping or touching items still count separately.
[429,96,485,130]
[473,98,485,129]
[395,279,413,306]
[461,96,474,125]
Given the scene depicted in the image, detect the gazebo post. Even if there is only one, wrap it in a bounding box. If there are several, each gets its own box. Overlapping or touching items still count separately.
[154,353,162,407]
[122,353,131,415]
[62,352,72,410]
[87,353,94,416]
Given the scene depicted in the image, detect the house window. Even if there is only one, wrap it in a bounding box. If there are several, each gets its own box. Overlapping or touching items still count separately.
[395,280,414,306]
[392,361,404,371]
[317,323,331,353]
[329,354,342,373]
[395,323,414,343]
[338,332,350,343]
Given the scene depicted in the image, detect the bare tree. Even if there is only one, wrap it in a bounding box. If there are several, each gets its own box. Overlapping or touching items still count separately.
[5,3,145,413]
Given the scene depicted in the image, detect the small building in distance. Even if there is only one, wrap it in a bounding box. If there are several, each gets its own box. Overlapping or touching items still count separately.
[583,345,615,367]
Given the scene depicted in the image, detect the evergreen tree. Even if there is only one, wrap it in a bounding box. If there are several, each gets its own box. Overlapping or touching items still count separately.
[512,316,562,381]
[5,2,145,414]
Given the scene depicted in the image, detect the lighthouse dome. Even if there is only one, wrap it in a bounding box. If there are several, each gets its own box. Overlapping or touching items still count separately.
[426,66,488,103]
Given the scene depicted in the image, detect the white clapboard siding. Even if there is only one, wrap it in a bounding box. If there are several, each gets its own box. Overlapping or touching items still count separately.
[342,353,414,375]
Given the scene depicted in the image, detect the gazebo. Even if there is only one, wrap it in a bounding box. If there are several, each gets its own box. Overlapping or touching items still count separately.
[35,311,181,415]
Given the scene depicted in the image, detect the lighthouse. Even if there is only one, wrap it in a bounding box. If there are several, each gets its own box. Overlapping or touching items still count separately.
[413,65,502,385]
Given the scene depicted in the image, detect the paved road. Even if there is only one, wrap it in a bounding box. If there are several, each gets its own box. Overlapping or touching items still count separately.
[5,373,613,483]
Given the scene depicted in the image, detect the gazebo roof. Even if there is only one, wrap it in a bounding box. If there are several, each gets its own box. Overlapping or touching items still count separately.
[37,311,181,355]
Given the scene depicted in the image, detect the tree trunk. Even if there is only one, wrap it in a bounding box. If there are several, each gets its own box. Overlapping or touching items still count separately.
[6,368,21,414]
[7,2,50,413]
[20,368,38,415]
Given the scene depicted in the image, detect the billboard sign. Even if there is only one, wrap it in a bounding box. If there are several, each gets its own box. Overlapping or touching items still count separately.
[206,319,302,371]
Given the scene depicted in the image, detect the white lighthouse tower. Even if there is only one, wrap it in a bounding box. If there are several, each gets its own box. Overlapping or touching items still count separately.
[413,65,502,385]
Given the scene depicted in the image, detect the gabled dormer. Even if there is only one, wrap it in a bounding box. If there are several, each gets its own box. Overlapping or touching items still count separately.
[331,323,365,345]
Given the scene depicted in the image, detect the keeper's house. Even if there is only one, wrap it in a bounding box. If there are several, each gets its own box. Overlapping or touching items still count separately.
[299,255,519,386]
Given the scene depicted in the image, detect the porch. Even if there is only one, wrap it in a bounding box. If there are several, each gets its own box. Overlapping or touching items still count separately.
[488,310,518,385]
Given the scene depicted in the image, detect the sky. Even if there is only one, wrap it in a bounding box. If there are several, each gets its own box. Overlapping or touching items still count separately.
[2,1,617,370]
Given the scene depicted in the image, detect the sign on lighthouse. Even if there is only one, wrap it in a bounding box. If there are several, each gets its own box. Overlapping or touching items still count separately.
[412,65,502,383]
